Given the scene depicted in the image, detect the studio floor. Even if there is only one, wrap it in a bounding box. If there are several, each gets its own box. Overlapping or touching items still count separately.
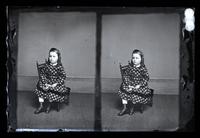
[17,91,179,131]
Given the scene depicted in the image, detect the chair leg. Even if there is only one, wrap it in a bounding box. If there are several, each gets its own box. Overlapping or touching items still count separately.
[139,104,144,114]
[149,98,153,107]
[64,96,69,105]
[56,102,60,112]
[149,102,153,107]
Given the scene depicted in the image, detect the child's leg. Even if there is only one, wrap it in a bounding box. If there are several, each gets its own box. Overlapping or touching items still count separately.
[118,99,128,116]
[129,101,135,115]
[45,100,52,114]
[34,97,45,114]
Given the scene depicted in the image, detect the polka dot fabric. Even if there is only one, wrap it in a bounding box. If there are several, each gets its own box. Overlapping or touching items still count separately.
[34,62,70,102]
[118,63,153,104]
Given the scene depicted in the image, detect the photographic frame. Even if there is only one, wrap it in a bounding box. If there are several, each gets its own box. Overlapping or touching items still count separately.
[5,6,195,132]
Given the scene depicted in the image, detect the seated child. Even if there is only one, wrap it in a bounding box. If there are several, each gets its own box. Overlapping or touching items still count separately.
[117,49,153,116]
[34,48,70,114]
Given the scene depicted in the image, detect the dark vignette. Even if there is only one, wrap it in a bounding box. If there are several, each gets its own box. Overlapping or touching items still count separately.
[6,6,195,132]
[7,7,19,132]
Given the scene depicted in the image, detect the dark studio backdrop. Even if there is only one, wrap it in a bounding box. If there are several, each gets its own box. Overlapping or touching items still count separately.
[17,12,180,95]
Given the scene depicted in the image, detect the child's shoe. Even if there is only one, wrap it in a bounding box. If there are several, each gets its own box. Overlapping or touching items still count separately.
[118,104,128,116]
[34,102,44,114]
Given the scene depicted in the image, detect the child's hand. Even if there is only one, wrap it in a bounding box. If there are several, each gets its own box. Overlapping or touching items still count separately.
[51,83,58,88]
[43,84,50,90]
[135,85,140,89]
[131,86,135,89]
[45,84,51,88]
[46,84,51,87]
[128,85,134,91]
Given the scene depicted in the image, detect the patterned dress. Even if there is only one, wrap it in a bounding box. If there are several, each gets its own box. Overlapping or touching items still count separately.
[34,62,70,102]
[118,63,153,104]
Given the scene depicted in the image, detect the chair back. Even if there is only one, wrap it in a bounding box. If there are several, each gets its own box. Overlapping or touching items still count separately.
[119,62,130,80]
[36,59,47,78]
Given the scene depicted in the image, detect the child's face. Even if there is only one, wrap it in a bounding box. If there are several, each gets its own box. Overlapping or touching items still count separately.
[132,53,141,66]
[49,51,58,64]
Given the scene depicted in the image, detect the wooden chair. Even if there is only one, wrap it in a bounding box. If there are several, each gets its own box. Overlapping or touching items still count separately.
[36,61,47,80]
[119,62,130,81]
[36,61,70,111]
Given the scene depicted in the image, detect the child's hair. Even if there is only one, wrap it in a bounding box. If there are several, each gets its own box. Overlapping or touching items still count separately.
[130,49,144,65]
[48,48,62,64]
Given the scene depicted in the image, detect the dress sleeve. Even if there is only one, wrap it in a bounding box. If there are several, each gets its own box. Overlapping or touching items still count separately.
[56,66,67,85]
[139,66,149,86]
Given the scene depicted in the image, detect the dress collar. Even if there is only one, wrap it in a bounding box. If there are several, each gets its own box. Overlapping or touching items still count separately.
[129,62,142,68]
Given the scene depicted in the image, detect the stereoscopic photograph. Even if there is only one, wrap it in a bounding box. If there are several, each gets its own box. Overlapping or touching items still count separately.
[6,6,195,132]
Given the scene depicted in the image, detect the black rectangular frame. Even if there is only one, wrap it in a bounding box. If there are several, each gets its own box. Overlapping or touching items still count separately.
[6,6,195,132]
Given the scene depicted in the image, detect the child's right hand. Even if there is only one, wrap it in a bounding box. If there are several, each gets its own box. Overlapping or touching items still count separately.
[128,85,133,89]
[128,85,133,91]
[43,84,50,90]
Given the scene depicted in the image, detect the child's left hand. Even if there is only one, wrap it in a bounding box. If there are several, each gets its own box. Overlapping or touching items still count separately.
[135,85,140,89]
[128,85,134,91]
[51,83,58,88]
[45,84,51,88]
